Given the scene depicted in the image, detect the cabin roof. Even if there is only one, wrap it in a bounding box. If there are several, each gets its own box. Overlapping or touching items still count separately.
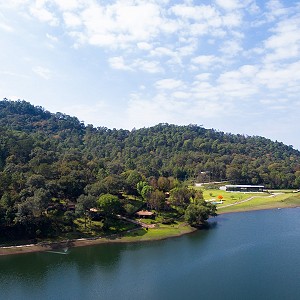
[136,210,154,216]
[225,185,264,188]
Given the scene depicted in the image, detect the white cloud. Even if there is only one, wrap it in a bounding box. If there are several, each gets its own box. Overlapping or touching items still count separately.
[266,0,289,19]
[29,2,59,26]
[222,12,242,27]
[109,56,162,73]
[215,0,255,11]
[195,73,211,81]
[220,39,243,56]
[150,47,175,57]
[132,59,162,74]
[191,55,218,67]
[0,0,30,9]
[76,1,164,49]
[256,61,300,89]
[263,15,300,62]
[137,42,153,51]
[171,4,220,22]
[46,33,58,42]
[177,40,197,57]
[32,66,52,80]
[63,12,82,28]
[109,56,132,71]
[239,65,258,76]
[52,0,83,11]
[172,91,191,99]
[215,0,240,11]
[155,79,184,90]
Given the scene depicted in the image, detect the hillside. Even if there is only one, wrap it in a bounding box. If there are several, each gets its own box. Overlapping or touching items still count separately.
[1,99,300,193]
[1,99,300,242]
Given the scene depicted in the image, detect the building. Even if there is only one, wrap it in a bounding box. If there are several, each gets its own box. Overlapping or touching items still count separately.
[224,185,265,192]
[136,210,155,219]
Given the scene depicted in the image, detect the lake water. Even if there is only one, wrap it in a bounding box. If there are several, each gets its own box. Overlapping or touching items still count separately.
[1,208,300,300]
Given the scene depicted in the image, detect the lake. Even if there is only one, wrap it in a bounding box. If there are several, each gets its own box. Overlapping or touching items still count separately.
[1,208,300,300]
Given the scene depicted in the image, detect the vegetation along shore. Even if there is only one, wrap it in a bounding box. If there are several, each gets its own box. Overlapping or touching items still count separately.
[1,189,299,256]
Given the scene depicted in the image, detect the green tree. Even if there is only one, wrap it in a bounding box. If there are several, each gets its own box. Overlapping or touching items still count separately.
[184,201,217,227]
[136,181,148,196]
[123,203,136,216]
[124,170,144,195]
[141,185,153,202]
[157,176,170,192]
[97,194,121,217]
[147,190,165,211]
[76,194,97,228]
[102,175,123,195]
[29,188,51,217]
[169,187,193,208]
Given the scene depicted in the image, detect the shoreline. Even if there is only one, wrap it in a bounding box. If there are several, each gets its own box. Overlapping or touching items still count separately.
[1,205,299,257]
[218,203,300,215]
[0,225,196,257]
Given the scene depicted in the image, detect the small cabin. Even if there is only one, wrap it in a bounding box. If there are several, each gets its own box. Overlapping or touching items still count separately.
[136,210,155,219]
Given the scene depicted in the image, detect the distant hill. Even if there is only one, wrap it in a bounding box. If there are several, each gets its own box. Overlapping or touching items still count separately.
[1,98,300,204]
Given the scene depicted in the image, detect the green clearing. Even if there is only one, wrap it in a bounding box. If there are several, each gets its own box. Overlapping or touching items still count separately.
[192,186,300,213]
[202,189,270,203]
[114,222,195,242]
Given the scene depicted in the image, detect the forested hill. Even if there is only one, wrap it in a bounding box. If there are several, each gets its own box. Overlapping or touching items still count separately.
[1,99,300,207]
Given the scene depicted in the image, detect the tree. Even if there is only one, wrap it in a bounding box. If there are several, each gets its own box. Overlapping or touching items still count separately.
[84,181,106,197]
[169,187,193,208]
[147,190,165,211]
[26,174,46,190]
[157,176,170,192]
[193,189,204,203]
[136,181,148,196]
[76,194,97,213]
[29,188,51,217]
[294,171,300,187]
[76,194,97,228]
[124,170,144,195]
[141,185,153,202]
[102,175,123,195]
[184,201,217,227]
[97,194,121,217]
[123,203,136,216]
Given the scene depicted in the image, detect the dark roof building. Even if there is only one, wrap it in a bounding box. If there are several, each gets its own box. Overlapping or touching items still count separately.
[225,185,265,192]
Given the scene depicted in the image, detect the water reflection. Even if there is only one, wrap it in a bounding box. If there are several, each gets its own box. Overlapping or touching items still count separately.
[0,225,214,286]
[1,209,300,300]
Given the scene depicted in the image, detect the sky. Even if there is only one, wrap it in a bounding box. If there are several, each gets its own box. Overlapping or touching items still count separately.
[0,0,300,150]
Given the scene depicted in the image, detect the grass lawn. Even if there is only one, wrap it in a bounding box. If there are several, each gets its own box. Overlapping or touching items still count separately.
[114,222,195,242]
[217,192,300,213]
[202,189,269,204]
[193,187,300,214]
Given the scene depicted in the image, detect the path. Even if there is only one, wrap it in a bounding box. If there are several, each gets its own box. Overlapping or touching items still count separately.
[218,193,283,209]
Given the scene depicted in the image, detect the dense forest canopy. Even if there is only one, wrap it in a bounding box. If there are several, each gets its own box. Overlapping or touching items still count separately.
[0,99,300,241]
[1,99,300,191]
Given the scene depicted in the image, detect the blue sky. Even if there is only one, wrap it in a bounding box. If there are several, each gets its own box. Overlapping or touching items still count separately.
[1,0,300,149]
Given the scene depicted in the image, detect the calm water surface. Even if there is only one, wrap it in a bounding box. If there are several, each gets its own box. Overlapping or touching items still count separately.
[1,208,300,300]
